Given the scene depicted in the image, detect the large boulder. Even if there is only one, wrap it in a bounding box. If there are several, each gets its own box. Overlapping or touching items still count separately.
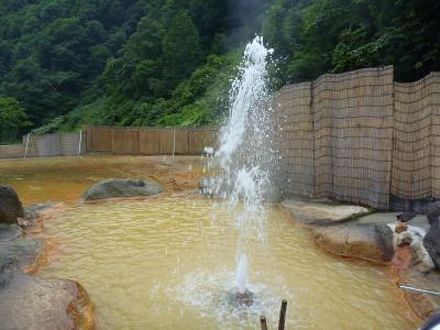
[0,271,95,330]
[313,223,394,263]
[424,223,440,269]
[83,178,164,201]
[0,185,24,224]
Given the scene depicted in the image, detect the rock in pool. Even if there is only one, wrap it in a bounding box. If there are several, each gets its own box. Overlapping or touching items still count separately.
[0,185,24,224]
[226,289,255,307]
[313,223,395,263]
[83,178,164,201]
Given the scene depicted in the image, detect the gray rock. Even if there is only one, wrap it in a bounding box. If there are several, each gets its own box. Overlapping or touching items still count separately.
[0,223,23,241]
[0,224,43,273]
[313,223,394,263]
[357,212,430,230]
[281,197,371,225]
[0,271,95,330]
[0,185,24,224]
[424,221,440,269]
[422,202,440,269]
[18,203,55,229]
[374,223,395,260]
[83,178,164,201]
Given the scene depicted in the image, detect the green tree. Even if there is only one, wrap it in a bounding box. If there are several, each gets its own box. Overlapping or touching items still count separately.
[162,10,202,86]
[0,97,29,143]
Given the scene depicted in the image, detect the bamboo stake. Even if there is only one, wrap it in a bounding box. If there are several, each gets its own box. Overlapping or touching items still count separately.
[278,299,287,330]
[260,314,268,330]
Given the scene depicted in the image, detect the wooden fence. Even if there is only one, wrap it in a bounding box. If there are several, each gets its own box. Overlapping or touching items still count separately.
[85,127,217,155]
[275,66,440,209]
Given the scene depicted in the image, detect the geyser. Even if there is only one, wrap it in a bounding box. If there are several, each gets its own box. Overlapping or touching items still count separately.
[215,35,276,298]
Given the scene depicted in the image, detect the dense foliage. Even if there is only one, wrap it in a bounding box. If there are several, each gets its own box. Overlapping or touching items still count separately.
[0,97,29,143]
[263,0,440,83]
[0,0,439,142]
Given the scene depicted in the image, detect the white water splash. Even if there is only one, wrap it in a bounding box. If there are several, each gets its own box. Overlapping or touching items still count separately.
[168,267,291,328]
[236,254,249,294]
[215,36,275,294]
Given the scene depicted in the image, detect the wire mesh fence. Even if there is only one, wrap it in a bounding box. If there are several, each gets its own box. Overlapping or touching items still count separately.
[22,131,86,158]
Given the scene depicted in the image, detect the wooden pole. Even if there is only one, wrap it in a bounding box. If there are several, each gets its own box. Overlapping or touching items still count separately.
[278,299,287,330]
[23,133,30,159]
[77,129,83,158]
[260,314,268,330]
[172,127,176,157]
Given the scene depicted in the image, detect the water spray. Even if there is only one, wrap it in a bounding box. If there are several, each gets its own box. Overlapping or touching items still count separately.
[214,35,275,300]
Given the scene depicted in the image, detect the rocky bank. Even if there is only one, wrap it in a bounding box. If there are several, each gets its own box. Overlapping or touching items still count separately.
[0,185,96,330]
[282,198,440,321]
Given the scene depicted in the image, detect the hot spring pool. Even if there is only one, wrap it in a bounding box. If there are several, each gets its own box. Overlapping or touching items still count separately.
[39,196,419,329]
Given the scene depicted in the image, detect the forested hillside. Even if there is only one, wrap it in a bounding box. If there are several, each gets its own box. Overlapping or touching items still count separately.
[1,0,439,142]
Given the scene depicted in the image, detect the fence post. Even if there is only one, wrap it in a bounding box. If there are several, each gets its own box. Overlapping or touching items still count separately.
[260,315,268,330]
[172,127,176,157]
[23,133,31,159]
[77,129,83,158]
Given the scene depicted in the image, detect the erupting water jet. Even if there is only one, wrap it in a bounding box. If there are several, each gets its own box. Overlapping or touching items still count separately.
[214,35,276,301]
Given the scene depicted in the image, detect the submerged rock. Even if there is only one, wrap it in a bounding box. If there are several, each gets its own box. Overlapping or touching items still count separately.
[226,289,255,307]
[198,176,221,197]
[313,223,394,263]
[0,223,44,273]
[0,185,24,224]
[83,178,164,201]
[0,271,95,330]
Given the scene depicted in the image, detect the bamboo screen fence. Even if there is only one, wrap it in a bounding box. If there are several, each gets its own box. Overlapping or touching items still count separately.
[392,72,440,200]
[276,66,440,209]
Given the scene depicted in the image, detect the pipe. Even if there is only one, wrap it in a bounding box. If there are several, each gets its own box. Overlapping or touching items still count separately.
[399,285,440,296]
